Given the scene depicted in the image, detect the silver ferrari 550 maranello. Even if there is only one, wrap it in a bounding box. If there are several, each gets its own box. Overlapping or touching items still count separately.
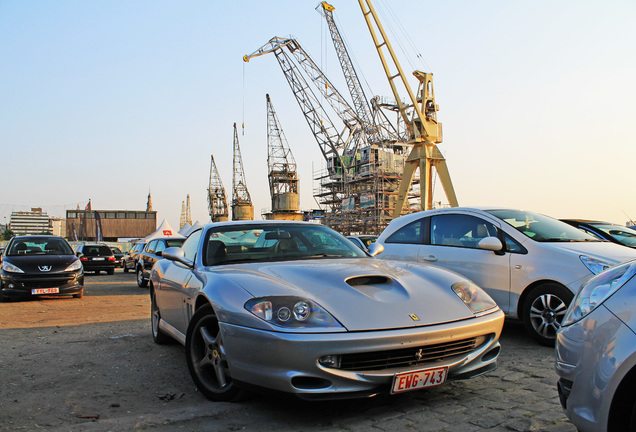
[149,221,505,401]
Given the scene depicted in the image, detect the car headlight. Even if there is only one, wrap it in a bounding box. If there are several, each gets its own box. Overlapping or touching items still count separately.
[2,261,24,273]
[65,260,82,272]
[451,281,499,316]
[245,296,343,329]
[562,260,636,326]
[580,255,613,275]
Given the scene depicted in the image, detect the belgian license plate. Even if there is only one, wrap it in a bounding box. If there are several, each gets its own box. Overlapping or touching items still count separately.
[32,288,59,295]
[93,257,105,261]
[391,366,448,393]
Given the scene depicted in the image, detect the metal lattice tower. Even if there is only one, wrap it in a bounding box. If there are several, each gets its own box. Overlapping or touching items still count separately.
[267,94,300,215]
[185,194,192,226]
[231,123,254,220]
[207,155,229,222]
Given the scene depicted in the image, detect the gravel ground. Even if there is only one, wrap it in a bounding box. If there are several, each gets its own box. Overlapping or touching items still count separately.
[0,271,576,432]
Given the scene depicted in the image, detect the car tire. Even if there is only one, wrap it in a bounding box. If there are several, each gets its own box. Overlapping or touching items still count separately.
[151,289,171,344]
[123,263,129,273]
[185,303,244,402]
[522,283,573,346]
[136,268,148,288]
[73,289,84,299]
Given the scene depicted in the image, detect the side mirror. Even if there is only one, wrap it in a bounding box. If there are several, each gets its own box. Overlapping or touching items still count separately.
[156,251,163,257]
[368,242,384,257]
[162,247,192,267]
[478,236,504,252]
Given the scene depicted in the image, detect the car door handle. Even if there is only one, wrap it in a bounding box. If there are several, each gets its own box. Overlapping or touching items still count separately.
[421,255,438,262]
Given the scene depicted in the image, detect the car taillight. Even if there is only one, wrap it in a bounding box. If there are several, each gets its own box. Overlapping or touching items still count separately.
[80,257,88,262]
[108,256,116,261]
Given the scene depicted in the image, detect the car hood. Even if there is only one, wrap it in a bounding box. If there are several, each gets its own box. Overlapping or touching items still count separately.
[539,241,636,265]
[213,258,479,331]
[3,255,80,273]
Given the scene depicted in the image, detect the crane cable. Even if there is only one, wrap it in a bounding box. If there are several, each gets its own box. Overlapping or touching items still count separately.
[375,0,431,73]
[242,61,246,136]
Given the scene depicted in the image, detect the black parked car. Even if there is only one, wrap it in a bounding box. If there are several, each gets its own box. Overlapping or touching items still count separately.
[0,235,84,301]
[110,246,124,268]
[136,237,184,287]
[74,244,116,275]
[561,219,636,249]
[123,242,146,273]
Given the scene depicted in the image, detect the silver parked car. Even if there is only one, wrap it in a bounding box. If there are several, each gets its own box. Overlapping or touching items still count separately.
[149,221,504,401]
[556,259,636,431]
[375,207,636,345]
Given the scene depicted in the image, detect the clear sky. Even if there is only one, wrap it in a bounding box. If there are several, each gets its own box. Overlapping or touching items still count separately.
[2,0,635,230]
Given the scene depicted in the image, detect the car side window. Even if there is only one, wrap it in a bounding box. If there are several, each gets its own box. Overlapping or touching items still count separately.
[146,240,156,253]
[155,241,166,253]
[503,233,526,254]
[181,230,203,263]
[430,214,499,249]
[386,219,424,244]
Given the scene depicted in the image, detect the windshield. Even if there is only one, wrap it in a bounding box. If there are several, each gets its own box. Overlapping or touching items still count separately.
[592,223,636,247]
[8,237,74,256]
[486,209,600,242]
[203,223,367,266]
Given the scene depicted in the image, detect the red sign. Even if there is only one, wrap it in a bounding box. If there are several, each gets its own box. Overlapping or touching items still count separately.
[163,230,172,235]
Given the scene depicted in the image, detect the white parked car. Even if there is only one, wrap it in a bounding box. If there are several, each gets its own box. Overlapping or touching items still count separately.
[374,207,636,345]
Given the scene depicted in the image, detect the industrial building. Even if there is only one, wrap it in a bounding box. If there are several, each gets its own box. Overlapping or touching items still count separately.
[65,210,157,242]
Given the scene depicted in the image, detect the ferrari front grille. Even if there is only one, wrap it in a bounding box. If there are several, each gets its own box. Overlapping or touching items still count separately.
[337,337,477,371]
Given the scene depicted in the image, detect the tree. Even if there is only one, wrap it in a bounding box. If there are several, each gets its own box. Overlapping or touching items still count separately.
[2,228,15,241]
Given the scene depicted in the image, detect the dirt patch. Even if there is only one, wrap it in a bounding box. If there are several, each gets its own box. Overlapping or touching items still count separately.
[0,271,575,432]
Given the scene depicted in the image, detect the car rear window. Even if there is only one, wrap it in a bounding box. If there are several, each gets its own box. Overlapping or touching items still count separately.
[83,246,113,256]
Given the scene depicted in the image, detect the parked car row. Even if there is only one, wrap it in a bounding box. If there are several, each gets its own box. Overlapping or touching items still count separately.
[4,206,636,429]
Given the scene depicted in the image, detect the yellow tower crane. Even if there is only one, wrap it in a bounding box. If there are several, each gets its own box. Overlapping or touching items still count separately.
[357,0,458,216]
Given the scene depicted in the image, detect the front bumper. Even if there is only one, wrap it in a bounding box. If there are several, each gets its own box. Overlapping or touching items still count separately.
[221,308,504,398]
[555,305,636,432]
[1,270,84,299]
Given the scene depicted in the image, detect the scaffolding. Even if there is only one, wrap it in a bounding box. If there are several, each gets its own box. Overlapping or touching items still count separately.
[313,142,420,235]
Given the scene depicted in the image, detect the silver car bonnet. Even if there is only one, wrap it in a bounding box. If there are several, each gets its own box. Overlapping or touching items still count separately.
[538,241,636,265]
[213,258,478,331]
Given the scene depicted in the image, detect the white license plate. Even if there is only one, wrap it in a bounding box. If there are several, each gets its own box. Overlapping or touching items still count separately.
[391,366,448,393]
[92,257,105,261]
[32,288,60,295]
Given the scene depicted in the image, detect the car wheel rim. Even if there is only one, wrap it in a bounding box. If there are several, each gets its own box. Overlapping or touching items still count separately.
[137,271,143,285]
[190,315,231,391]
[529,293,568,339]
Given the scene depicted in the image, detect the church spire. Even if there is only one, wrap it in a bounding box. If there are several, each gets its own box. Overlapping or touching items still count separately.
[146,190,153,211]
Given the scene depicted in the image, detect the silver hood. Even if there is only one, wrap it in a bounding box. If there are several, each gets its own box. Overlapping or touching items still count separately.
[212,258,478,331]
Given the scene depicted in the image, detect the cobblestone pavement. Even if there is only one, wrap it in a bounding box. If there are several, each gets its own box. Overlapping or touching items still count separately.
[0,272,576,432]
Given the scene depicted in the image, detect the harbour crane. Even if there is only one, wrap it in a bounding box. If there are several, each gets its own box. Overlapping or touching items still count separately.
[244,37,362,172]
[180,194,192,229]
[266,94,303,220]
[207,155,229,222]
[316,1,401,144]
[357,0,458,216]
[244,38,352,212]
[231,123,254,221]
